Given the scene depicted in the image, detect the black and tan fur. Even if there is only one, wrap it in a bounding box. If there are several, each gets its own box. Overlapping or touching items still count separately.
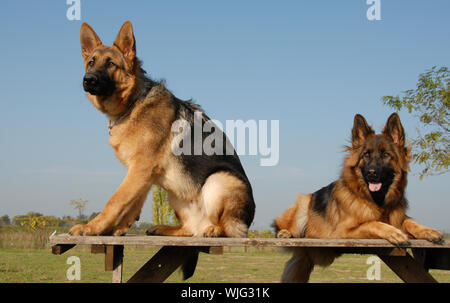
[274,113,443,282]
[69,21,255,276]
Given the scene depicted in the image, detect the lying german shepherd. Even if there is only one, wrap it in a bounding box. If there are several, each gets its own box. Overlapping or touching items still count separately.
[274,113,443,282]
[69,21,255,276]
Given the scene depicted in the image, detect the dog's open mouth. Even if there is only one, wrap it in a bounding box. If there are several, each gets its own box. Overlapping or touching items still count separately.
[368,182,382,192]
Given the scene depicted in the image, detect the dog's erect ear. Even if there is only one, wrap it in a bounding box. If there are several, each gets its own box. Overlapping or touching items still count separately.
[113,21,136,62]
[80,23,102,59]
[352,114,374,148]
[383,113,405,147]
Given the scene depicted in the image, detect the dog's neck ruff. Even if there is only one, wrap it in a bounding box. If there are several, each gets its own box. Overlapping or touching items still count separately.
[106,77,156,135]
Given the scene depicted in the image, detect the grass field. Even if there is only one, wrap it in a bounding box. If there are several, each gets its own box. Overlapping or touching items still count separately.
[1,246,450,283]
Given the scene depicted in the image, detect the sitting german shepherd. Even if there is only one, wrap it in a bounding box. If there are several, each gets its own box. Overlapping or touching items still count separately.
[69,21,255,276]
[274,113,443,282]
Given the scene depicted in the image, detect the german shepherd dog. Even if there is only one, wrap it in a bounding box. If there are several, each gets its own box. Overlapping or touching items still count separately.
[274,113,443,282]
[69,21,255,276]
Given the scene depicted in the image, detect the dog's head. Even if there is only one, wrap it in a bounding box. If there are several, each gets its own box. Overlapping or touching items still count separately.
[346,113,411,205]
[80,21,138,115]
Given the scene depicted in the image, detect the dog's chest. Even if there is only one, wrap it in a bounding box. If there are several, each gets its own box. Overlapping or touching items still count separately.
[108,127,135,168]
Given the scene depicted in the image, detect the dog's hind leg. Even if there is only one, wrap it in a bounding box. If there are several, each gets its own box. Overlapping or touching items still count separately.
[147,172,252,238]
[200,172,252,238]
[281,248,314,283]
[145,224,193,236]
[146,193,194,237]
[144,192,198,280]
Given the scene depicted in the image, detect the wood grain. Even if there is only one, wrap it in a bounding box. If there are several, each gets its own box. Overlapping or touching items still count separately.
[49,233,448,249]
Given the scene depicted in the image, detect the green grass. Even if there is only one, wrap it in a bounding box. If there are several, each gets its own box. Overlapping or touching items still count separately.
[1,247,449,283]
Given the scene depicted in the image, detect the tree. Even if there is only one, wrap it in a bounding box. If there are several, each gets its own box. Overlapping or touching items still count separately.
[61,216,78,228]
[383,66,449,178]
[0,215,10,226]
[70,199,88,220]
[151,185,179,226]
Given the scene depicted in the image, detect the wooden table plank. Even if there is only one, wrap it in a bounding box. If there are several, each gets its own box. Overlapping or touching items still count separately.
[51,244,76,255]
[49,233,448,249]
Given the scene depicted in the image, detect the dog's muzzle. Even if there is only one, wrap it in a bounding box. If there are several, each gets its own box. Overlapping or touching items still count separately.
[83,72,115,96]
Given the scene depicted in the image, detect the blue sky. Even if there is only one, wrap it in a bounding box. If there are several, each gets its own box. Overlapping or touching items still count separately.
[0,1,449,231]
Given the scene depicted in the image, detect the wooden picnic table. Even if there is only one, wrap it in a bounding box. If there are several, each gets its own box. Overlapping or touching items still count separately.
[49,233,450,283]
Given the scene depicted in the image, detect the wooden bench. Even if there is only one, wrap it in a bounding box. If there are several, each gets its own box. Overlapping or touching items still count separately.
[49,233,450,283]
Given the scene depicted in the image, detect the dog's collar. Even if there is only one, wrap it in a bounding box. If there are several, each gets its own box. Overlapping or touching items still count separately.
[106,79,156,135]
[107,98,138,135]
[107,115,121,133]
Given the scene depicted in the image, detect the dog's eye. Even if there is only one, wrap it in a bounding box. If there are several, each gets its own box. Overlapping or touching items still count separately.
[88,59,95,67]
[363,151,370,159]
[383,151,390,158]
[108,61,116,68]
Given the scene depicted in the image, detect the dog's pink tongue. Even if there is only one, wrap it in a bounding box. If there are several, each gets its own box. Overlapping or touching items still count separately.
[369,183,382,192]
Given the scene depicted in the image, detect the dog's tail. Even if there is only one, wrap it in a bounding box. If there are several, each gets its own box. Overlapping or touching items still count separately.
[181,248,199,280]
[273,193,313,283]
[274,193,339,282]
[281,248,314,282]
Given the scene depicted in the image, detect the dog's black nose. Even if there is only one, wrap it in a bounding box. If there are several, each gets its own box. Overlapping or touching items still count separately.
[367,169,379,179]
[83,74,98,87]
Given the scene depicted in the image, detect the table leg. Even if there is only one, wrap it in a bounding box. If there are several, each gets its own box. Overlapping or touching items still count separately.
[104,245,124,283]
[378,252,437,283]
[127,246,198,283]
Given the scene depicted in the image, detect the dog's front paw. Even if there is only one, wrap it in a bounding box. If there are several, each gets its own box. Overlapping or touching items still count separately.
[277,229,293,238]
[386,228,410,246]
[111,226,129,236]
[415,228,443,244]
[69,224,95,236]
[69,223,108,236]
[203,225,223,237]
